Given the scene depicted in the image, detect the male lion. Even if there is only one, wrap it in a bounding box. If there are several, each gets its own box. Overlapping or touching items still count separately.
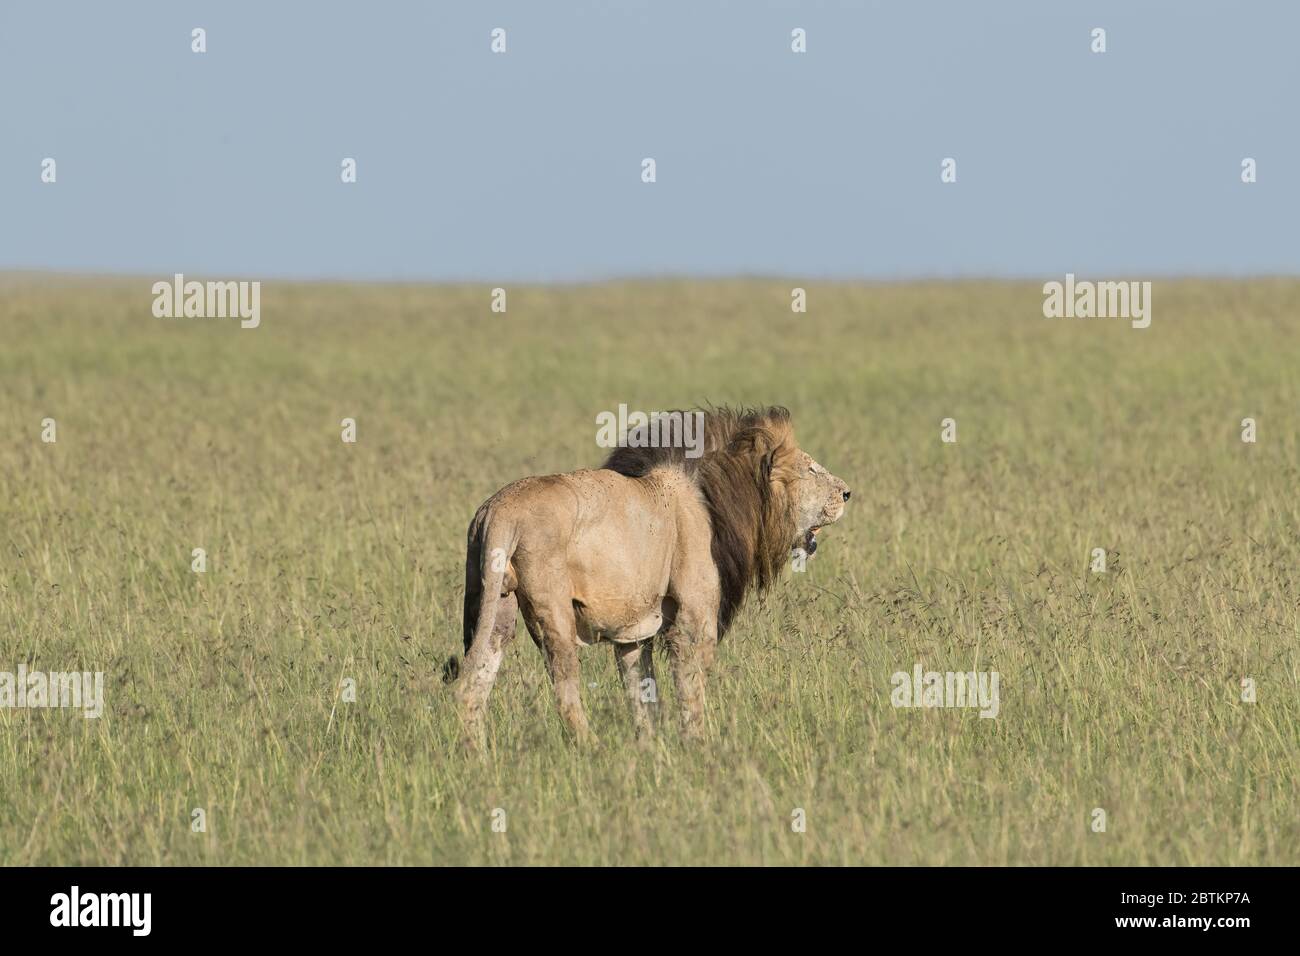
[452,406,849,745]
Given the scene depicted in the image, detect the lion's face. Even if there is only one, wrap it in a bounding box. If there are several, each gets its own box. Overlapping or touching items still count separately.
[787,451,850,556]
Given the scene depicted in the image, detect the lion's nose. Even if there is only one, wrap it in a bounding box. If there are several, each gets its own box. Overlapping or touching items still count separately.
[842,490,851,502]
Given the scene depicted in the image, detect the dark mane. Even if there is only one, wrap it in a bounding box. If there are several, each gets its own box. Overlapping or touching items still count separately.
[601,405,781,476]
[602,406,799,637]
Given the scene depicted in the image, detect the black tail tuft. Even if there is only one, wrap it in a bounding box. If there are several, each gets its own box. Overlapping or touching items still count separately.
[441,655,461,684]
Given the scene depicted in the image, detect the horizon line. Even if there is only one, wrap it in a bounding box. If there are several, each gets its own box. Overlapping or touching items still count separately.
[3,268,1299,289]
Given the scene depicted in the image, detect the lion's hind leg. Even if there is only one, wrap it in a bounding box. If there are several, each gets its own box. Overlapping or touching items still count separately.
[613,640,658,739]
[520,597,598,747]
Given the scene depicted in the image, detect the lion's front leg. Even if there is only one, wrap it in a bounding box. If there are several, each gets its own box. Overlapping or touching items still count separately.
[613,639,658,739]
[664,609,717,740]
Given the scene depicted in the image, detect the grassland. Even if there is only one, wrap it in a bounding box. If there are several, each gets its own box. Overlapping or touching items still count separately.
[0,275,1297,865]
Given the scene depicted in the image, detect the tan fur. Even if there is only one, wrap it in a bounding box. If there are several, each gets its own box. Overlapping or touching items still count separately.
[453,406,849,746]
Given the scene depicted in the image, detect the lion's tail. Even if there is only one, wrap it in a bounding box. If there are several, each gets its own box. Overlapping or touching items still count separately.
[442,504,516,684]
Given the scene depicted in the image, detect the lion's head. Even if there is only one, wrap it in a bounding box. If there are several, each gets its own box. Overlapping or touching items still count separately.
[787,450,851,557]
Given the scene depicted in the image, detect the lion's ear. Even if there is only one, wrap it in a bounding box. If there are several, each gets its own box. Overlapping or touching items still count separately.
[760,447,777,485]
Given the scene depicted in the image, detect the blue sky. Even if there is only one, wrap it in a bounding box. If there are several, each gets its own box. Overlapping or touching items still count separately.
[2,0,1296,282]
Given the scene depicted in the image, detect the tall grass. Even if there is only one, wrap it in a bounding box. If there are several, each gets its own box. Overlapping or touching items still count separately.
[0,276,1296,864]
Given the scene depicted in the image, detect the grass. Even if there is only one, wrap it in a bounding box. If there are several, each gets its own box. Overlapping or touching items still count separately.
[0,274,1297,865]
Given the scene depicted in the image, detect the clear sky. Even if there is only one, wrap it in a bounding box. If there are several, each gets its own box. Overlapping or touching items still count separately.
[3,0,1296,282]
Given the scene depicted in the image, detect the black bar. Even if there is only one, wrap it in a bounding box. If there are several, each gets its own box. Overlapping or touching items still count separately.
[0,866,1282,942]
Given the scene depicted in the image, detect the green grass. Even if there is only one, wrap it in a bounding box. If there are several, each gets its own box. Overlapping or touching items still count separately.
[0,275,1297,865]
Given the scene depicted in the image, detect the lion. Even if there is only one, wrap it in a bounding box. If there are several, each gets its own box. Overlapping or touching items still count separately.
[451,406,850,745]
